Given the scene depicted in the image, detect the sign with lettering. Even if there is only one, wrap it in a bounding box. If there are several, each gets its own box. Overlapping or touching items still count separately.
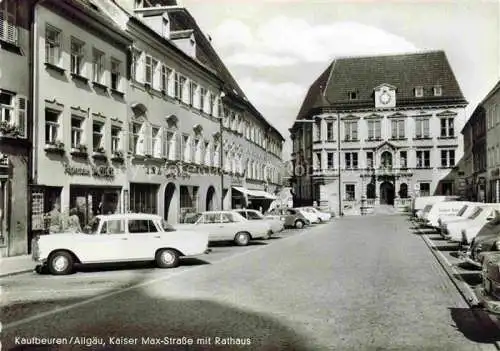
[63,163,115,178]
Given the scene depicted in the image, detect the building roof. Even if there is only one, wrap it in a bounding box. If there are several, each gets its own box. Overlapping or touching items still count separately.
[295,50,467,121]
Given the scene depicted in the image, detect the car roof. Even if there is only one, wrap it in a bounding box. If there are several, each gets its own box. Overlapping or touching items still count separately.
[96,213,162,220]
[201,211,235,214]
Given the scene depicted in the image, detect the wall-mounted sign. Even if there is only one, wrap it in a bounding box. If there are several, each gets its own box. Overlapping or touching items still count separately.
[64,163,115,178]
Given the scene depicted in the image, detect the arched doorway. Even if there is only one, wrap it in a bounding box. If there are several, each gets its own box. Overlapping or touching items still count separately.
[398,183,408,198]
[380,181,395,205]
[206,186,216,211]
[164,183,176,223]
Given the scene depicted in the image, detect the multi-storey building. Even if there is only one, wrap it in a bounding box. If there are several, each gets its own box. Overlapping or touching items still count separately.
[31,0,132,232]
[461,105,487,202]
[483,81,500,202]
[91,0,284,222]
[0,0,33,256]
[290,51,467,214]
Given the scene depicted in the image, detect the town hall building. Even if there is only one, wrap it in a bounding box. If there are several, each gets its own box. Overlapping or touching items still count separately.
[290,51,468,214]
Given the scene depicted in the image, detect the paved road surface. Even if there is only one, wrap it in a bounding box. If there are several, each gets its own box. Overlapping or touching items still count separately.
[2,215,499,350]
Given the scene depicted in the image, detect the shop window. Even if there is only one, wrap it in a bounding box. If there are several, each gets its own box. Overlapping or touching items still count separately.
[130,183,158,214]
[45,109,60,145]
[92,121,104,152]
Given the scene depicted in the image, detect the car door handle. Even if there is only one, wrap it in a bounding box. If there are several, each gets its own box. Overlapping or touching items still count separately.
[154,236,161,238]
[121,238,128,240]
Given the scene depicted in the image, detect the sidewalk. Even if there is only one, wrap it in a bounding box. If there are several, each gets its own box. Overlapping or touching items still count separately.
[0,254,34,277]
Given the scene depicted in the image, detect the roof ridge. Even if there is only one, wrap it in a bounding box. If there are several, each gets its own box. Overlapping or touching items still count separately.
[331,49,443,61]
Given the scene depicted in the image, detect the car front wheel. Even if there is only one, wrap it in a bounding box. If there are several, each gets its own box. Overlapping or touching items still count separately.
[48,251,74,275]
[295,220,305,229]
[156,249,180,268]
[234,232,251,246]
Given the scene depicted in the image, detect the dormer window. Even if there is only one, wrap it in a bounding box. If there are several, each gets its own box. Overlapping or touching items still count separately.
[433,85,442,97]
[414,86,424,98]
[348,91,358,100]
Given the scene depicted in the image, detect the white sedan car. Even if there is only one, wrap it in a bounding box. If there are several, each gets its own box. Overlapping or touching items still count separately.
[232,209,284,235]
[31,213,209,275]
[298,207,331,222]
[295,208,320,224]
[177,211,272,246]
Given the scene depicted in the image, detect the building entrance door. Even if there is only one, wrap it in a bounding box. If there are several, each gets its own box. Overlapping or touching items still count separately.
[380,181,395,205]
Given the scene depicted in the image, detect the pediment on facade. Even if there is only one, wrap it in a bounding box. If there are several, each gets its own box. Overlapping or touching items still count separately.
[387,112,407,119]
[436,110,458,117]
[374,83,397,91]
[364,113,384,120]
[375,140,397,151]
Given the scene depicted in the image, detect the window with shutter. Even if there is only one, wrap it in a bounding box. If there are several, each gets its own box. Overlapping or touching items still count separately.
[0,0,17,44]
[144,123,153,156]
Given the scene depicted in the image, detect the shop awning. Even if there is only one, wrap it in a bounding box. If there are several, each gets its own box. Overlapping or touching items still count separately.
[232,186,277,200]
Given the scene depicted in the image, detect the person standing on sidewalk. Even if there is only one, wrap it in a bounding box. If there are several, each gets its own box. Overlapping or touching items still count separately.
[47,203,62,233]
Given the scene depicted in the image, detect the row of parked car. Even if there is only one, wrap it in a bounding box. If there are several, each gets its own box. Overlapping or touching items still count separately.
[413,196,500,315]
[31,206,332,276]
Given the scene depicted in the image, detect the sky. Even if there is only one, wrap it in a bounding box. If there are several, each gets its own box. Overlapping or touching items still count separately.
[182,0,500,159]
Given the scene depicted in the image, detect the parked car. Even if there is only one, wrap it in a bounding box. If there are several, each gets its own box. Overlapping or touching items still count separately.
[412,195,461,218]
[475,252,500,314]
[464,215,500,267]
[176,211,271,245]
[31,213,209,275]
[438,203,482,235]
[296,208,320,224]
[233,209,284,235]
[445,205,500,243]
[424,201,473,229]
[266,208,310,229]
[297,207,331,222]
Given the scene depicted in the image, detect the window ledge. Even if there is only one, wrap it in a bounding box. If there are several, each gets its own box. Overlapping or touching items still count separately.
[415,166,432,169]
[92,82,108,91]
[438,166,455,169]
[389,138,408,141]
[413,137,432,141]
[92,152,108,160]
[438,136,457,140]
[0,39,22,55]
[71,73,89,84]
[44,62,65,75]
[111,88,125,98]
[44,145,65,154]
[70,149,89,158]
[343,139,359,142]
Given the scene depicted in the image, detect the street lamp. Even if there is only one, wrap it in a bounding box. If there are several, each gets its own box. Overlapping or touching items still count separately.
[219,91,226,210]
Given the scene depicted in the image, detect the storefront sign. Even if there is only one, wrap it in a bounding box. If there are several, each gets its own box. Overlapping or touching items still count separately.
[144,163,221,179]
[63,163,115,178]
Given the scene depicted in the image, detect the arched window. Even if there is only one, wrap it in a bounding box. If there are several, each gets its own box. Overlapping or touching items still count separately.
[381,151,392,169]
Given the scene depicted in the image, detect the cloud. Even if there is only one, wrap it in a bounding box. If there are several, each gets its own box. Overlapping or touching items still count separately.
[238,78,306,108]
[212,17,418,67]
[225,53,298,67]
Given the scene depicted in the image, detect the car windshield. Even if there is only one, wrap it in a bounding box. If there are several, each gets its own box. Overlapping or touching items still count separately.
[247,211,264,220]
[83,217,100,234]
[457,205,468,216]
[468,207,483,220]
[184,213,202,224]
